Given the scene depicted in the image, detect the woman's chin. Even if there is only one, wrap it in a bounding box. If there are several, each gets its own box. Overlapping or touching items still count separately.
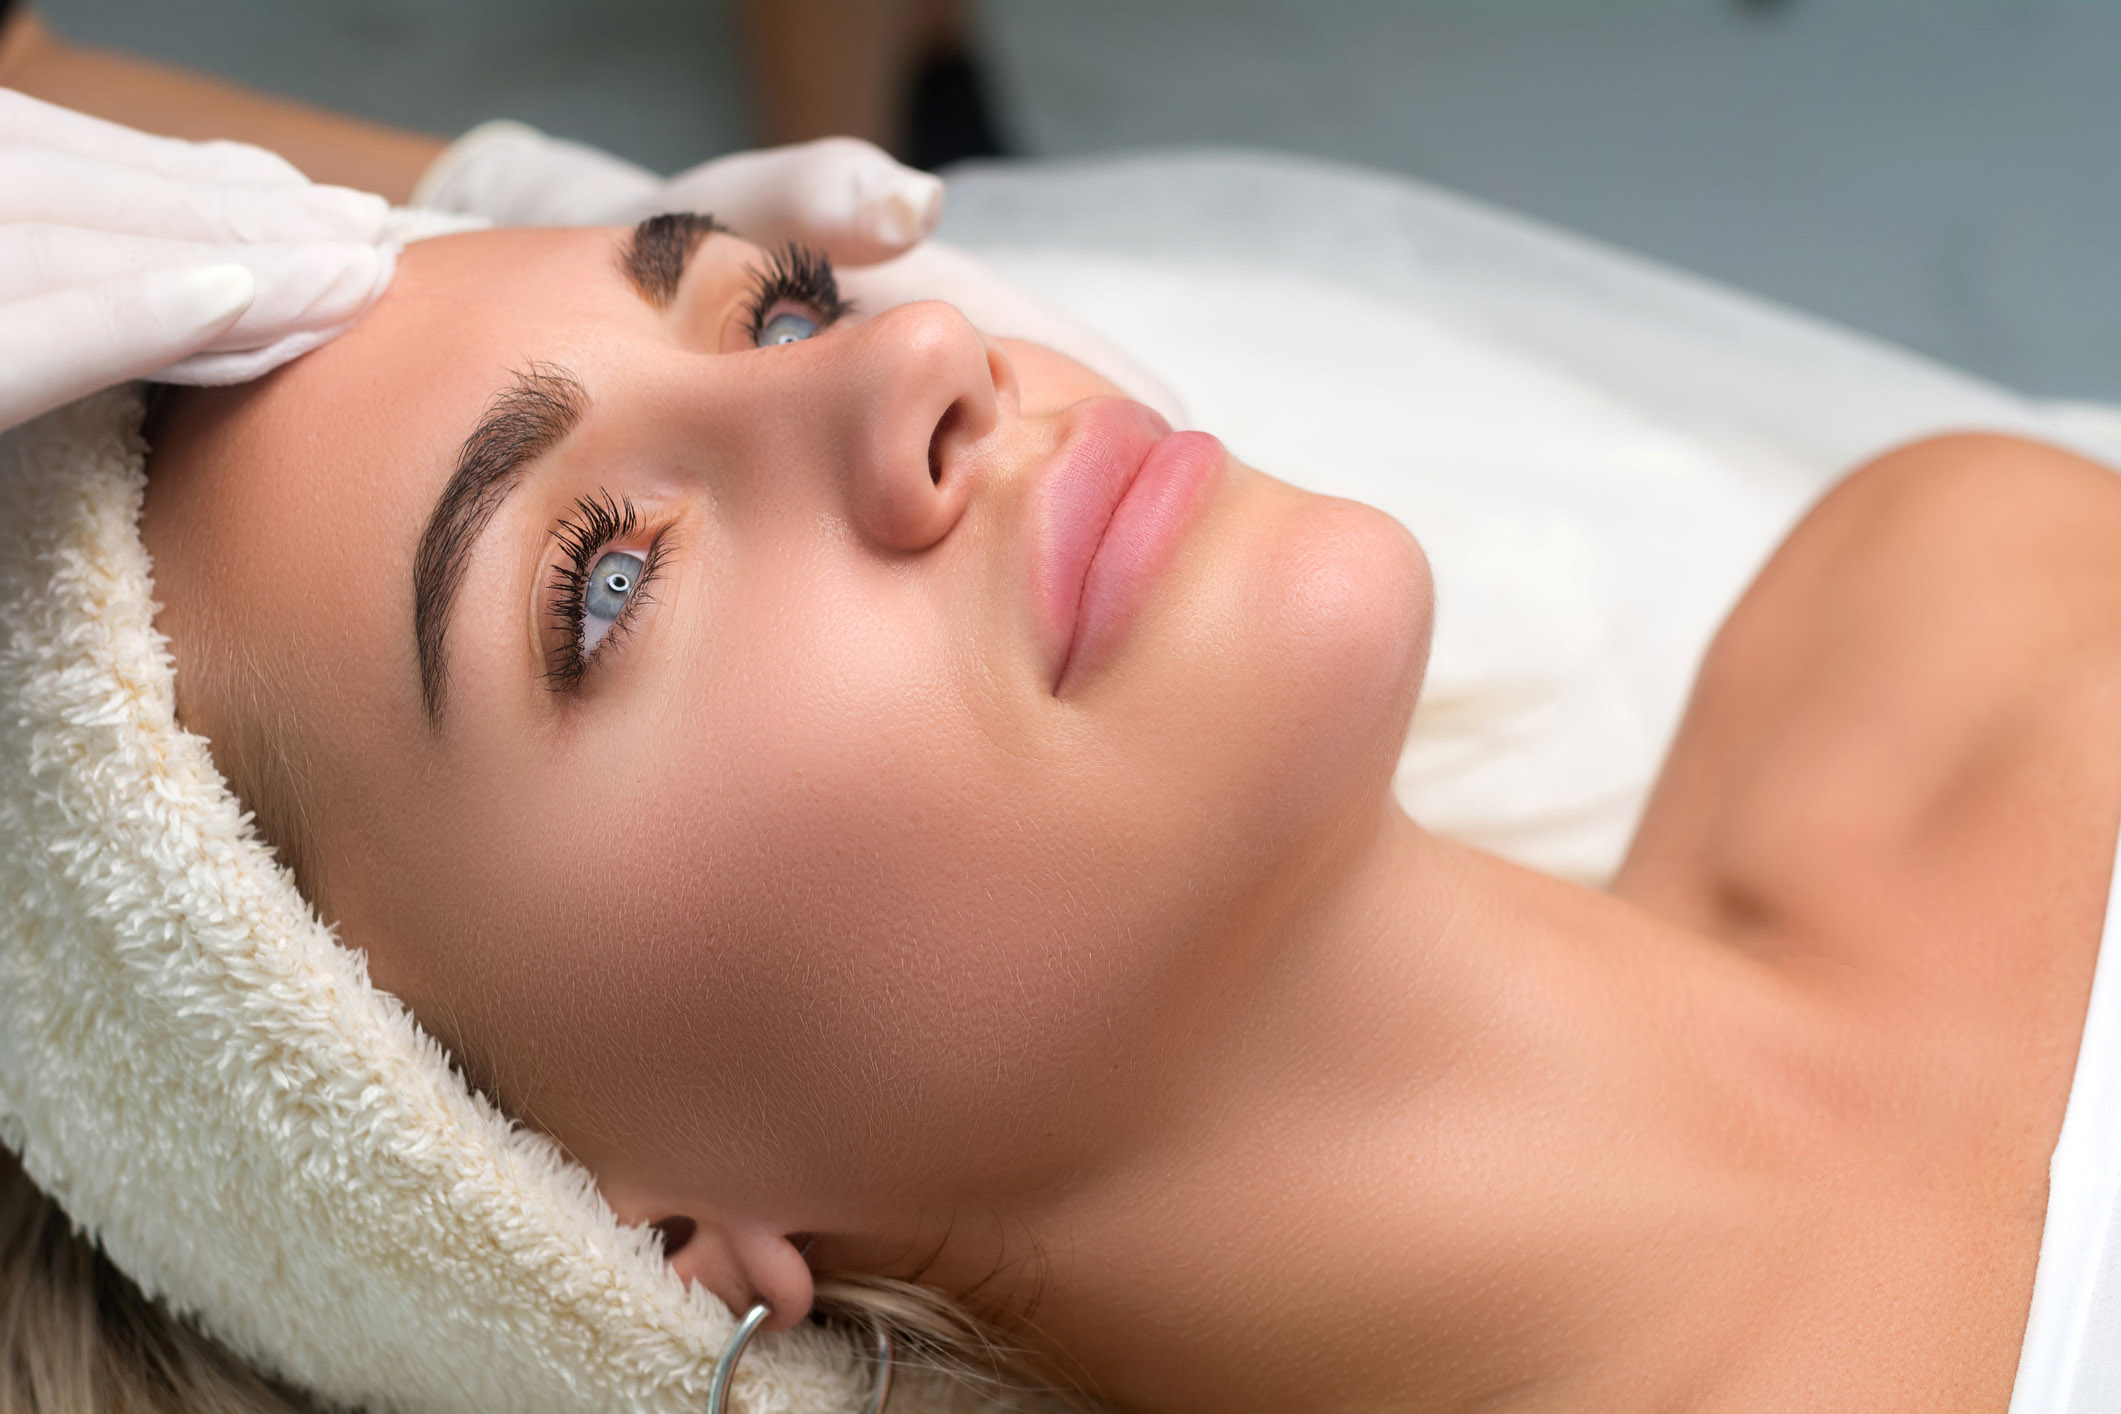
[1247,483,1432,789]
[1112,469,1432,845]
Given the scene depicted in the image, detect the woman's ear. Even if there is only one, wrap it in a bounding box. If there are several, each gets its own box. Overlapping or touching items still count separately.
[657,1215,817,1332]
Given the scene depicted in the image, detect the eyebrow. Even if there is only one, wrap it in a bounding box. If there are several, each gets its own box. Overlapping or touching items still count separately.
[413,215,723,723]
[619,211,727,309]
[413,363,588,721]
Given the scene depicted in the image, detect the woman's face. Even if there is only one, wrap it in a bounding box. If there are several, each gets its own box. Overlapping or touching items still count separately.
[144,223,1430,1302]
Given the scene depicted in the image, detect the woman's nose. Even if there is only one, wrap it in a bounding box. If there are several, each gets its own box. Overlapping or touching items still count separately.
[822,299,1006,552]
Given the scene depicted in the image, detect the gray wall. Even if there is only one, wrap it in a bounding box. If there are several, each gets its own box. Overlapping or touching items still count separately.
[37,0,2121,400]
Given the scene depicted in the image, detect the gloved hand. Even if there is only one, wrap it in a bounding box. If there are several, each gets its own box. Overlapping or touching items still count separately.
[413,121,944,267]
[0,89,413,432]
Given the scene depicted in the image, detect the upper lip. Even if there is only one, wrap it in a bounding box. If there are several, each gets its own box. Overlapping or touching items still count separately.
[1025,397,1173,689]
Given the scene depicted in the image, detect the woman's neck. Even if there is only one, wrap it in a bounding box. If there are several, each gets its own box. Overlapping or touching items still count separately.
[983,806,1883,1413]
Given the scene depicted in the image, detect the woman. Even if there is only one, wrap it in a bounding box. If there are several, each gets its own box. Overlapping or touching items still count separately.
[13,208,2121,1411]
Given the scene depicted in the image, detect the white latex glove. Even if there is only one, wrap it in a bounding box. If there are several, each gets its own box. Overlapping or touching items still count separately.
[412,120,943,267]
[0,89,409,432]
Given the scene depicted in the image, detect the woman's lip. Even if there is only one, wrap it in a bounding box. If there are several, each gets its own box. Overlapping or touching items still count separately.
[1028,397,1224,694]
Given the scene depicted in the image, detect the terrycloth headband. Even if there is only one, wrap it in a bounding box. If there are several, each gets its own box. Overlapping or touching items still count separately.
[0,390,996,1413]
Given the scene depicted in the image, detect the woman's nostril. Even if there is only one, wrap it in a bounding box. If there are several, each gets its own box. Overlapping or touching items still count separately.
[929,402,961,487]
[651,1215,697,1257]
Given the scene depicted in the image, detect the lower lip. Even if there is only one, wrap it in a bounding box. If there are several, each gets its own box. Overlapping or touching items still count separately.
[1058,425,1224,693]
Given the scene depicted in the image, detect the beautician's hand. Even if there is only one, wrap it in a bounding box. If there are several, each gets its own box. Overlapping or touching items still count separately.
[0,89,405,432]
[412,121,942,266]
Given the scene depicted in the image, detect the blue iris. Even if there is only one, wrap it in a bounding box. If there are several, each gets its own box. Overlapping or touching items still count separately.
[585,551,644,624]
[757,310,820,347]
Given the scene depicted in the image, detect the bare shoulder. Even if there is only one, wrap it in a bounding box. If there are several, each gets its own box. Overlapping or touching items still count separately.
[1790,433,2121,608]
[1619,433,2121,994]
[1730,432,2121,685]
[1613,435,2121,1414]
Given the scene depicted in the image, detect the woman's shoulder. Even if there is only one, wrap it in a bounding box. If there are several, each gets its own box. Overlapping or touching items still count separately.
[1718,431,2121,711]
[1619,431,2121,1008]
[1605,433,2121,1413]
[1796,432,2121,614]
[1739,432,2121,766]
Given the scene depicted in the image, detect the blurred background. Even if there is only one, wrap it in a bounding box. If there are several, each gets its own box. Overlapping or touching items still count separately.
[25,0,2120,400]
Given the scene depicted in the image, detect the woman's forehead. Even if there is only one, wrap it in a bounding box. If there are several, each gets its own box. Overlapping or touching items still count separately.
[141,237,635,758]
[200,231,647,545]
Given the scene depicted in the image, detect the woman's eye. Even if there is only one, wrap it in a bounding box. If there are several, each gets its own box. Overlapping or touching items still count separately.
[756,309,820,347]
[581,549,645,653]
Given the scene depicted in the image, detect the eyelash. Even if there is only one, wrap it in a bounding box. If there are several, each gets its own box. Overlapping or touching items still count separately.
[544,489,666,691]
[742,242,848,344]
[540,247,833,690]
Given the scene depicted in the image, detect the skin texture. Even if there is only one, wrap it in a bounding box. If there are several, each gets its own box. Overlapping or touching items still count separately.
[143,227,2121,1412]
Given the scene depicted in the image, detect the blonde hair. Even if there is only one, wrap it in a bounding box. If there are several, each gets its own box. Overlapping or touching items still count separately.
[0,1145,319,1414]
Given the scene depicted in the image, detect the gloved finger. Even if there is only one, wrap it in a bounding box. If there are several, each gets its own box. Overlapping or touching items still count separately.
[0,264,253,432]
[648,137,944,267]
[154,241,401,385]
[0,88,306,187]
[0,225,388,352]
[0,147,389,244]
[411,119,659,227]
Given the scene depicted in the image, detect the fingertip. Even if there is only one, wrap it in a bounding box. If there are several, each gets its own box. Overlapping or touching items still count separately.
[875,172,946,248]
[146,263,257,339]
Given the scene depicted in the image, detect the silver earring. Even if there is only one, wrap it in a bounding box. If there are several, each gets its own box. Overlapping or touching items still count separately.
[706,1299,893,1414]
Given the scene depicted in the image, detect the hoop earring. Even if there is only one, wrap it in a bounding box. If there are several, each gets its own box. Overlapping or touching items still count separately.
[706,1300,894,1414]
